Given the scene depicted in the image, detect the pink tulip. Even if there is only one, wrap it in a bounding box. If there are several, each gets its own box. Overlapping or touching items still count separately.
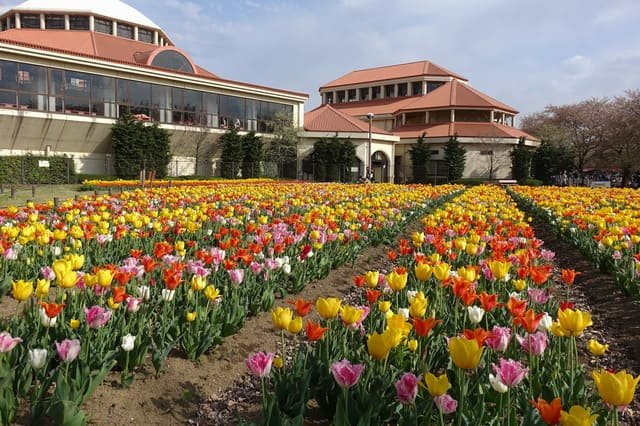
[486,326,512,352]
[527,288,550,305]
[125,296,143,313]
[492,358,529,388]
[0,331,22,352]
[434,394,458,414]
[517,332,548,356]
[245,352,274,378]
[395,372,419,404]
[56,339,81,363]
[84,305,112,329]
[228,269,245,285]
[330,359,365,389]
[41,266,56,281]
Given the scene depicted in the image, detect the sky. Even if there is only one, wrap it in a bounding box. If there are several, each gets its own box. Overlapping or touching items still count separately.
[3,0,640,121]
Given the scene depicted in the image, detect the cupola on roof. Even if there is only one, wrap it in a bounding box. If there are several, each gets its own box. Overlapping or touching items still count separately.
[4,0,160,29]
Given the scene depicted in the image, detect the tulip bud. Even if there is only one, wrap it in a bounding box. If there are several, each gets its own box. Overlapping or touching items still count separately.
[288,316,303,334]
[378,301,391,313]
[121,334,136,352]
[28,348,48,369]
[273,356,284,369]
[69,319,80,329]
[186,312,197,322]
[407,339,418,352]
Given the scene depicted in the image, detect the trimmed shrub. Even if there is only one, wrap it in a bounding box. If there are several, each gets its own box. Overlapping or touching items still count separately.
[0,155,74,184]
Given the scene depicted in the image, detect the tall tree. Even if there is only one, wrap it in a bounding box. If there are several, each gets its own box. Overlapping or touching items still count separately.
[443,135,466,182]
[219,128,243,179]
[409,132,430,183]
[531,140,575,184]
[241,131,264,178]
[510,137,532,181]
[264,112,299,178]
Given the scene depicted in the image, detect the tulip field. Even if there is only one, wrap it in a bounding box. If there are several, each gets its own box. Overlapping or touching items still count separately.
[511,186,640,299]
[251,185,639,425]
[0,181,637,425]
[0,181,462,424]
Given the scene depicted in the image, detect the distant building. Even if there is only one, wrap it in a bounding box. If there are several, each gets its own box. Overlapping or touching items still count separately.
[304,60,538,182]
[0,0,307,176]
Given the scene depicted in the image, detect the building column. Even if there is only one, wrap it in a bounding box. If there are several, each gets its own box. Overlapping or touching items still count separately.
[394,84,398,98]
[112,21,117,36]
[134,26,139,41]
[64,14,70,30]
[15,13,20,29]
[332,91,337,103]
[368,87,372,101]
[40,13,45,29]
[422,80,427,95]
[402,113,406,125]
[380,85,385,99]
[450,110,456,122]
[425,111,429,124]
[89,15,95,31]
[354,88,359,102]
[153,30,159,45]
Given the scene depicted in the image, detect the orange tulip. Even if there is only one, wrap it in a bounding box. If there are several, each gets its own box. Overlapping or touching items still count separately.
[530,397,562,425]
[560,269,581,286]
[305,320,328,341]
[39,302,65,318]
[288,298,314,317]
[413,317,442,337]
[513,309,545,334]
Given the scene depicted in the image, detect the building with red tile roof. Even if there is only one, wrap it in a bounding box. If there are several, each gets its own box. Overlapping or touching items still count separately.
[0,0,307,176]
[307,60,538,182]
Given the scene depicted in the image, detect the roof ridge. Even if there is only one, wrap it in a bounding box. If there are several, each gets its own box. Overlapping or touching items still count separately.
[350,59,427,73]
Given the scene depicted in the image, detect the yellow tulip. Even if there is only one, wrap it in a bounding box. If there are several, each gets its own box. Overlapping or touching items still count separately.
[364,271,380,288]
[96,269,114,288]
[316,297,341,319]
[454,237,467,251]
[186,311,197,322]
[449,336,483,370]
[288,316,303,334]
[488,260,511,281]
[69,319,80,329]
[407,339,418,352]
[271,306,293,330]
[550,321,569,337]
[409,297,427,319]
[559,405,598,426]
[273,356,284,369]
[67,254,85,270]
[414,263,432,281]
[386,269,408,292]
[432,263,451,281]
[424,372,451,397]
[587,339,608,356]
[52,259,72,283]
[59,270,78,289]
[466,243,479,256]
[11,279,33,302]
[204,285,221,302]
[386,314,412,337]
[592,370,640,407]
[35,279,50,299]
[513,279,527,292]
[107,297,120,310]
[83,273,97,287]
[340,305,365,326]
[557,308,592,336]
[190,275,207,292]
[411,232,425,246]
[367,331,392,360]
[378,301,391,313]
[457,266,476,282]
[53,229,67,241]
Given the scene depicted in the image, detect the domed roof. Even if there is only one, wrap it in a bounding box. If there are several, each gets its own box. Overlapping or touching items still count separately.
[5,0,160,29]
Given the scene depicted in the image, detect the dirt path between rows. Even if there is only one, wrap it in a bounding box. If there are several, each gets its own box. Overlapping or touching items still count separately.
[83,233,399,425]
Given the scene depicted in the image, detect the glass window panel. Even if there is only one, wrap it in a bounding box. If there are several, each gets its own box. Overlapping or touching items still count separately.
[128,81,151,107]
[94,18,112,34]
[325,92,333,104]
[138,28,153,43]
[117,24,133,39]
[183,89,201,112]
[69,16,89,30]
[372,86,381,99]
[0,60,17,90]
[336,90,345,103]
[65,97,90,114]
[385,84,395,97]
[171,87,184,110]
[21,14,40,29]
[152,85,171,108]
[398,83,408,97]
[220,95,244,128]
[347,89,356,101]
[45,15,65,29]
[64,70,90,99]
[17,63,47,94]
[412,81,422,95]
[90,75,115,117]
[151,51,194,73]
[0,90,17,107]
[18,92,47,110]
[359,88,369,101]
[427,81,444,93]
[8,15,16,29]
[117,79,129,104]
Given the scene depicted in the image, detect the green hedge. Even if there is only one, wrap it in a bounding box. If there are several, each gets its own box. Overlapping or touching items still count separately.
[0,155,75,184]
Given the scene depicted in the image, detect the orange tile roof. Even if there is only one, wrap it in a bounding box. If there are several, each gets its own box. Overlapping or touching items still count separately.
[0,29,308,97]
[395,80,518,114]
[393,122,538,140]
[320,60,467,89]
[304,104,392,135]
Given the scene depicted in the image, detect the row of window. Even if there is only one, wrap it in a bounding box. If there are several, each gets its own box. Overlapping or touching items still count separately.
[1,14,155,44]
[0,59,294,132]
[325,81,445,104]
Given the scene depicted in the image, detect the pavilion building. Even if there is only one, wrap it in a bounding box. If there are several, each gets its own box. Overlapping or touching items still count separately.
[308,60,538,182]
[0,0,307,176]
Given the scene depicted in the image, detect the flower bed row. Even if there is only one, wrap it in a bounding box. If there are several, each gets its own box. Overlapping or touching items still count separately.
[510,186,640,299]
[251,185,638,425]
[0,182,461,424]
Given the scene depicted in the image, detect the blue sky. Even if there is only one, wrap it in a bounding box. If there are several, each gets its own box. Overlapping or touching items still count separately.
[5,0,640,120]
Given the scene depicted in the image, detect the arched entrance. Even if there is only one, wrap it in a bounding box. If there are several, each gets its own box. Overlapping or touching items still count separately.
[371,150,389,183]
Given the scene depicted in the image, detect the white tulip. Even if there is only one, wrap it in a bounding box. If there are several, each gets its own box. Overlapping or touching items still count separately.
[467,306,485,324]
[39,308,57,328]
[161,289,175,302]
[407,290,418,303]
[282,264,291,274]
[398,308,410,320]
[538,312,553,332]
[136,285,151,301]
[120,334,136,352]
[28,348,48,370]
[489,374,508,393]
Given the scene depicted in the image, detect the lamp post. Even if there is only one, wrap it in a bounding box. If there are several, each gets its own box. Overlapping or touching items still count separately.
[367,112,374,179]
